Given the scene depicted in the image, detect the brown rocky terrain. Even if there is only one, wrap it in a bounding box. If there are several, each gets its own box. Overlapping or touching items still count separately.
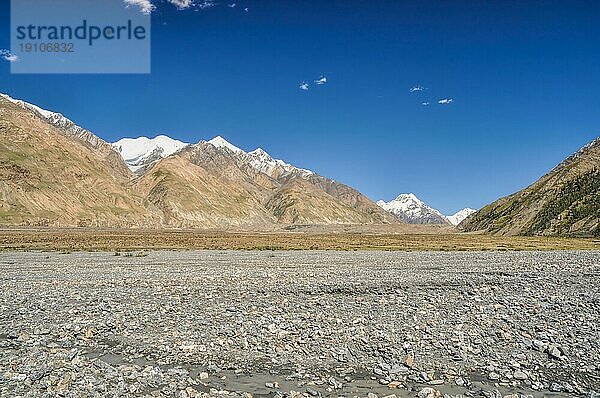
[0,94,396,228]
[0,95,155,227]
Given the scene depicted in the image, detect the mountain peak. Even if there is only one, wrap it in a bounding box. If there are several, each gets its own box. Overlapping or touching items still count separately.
[243,147,313,178]
[378,193,448,225]
[447,208,477,226]
[394,193,422,203]
[111,135,189,173]
[378,193,474,225]
[207,136,244,154]
[249,147,269,156]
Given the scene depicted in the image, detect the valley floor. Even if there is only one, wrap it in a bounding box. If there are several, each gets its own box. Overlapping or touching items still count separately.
[0,227,599,251]
[1,251,599,397]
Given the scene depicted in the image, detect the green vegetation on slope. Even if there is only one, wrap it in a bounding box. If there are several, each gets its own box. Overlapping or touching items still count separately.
[461,138,600,237]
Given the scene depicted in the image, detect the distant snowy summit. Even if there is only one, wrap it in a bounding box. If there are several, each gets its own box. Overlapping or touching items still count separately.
[377,193,475,225]
[111,134,314,179]
[112,135,189,173]
[206,135,244,154]
[112,136,475,225]
[0,92,395,227]
[377,193,449,225]
[0,92,473,227]
[447,207,477,226]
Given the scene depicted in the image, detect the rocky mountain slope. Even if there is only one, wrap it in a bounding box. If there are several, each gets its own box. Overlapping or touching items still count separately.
[0,94,156,227]
[377,193,475,225]
[460,137,600,236]
[0,93,395,228]
[136,138,396,227]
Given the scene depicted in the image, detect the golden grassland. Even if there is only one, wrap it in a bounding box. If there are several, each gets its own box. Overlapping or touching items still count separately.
[0,227,598,252]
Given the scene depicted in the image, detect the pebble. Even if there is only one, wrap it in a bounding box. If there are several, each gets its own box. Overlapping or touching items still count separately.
[548,345,563,360]
[418,387,441,398]
[0,250,597,398]
[513,370,527,380]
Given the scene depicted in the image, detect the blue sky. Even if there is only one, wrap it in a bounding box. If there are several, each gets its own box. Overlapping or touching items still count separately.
[1,0,599,214]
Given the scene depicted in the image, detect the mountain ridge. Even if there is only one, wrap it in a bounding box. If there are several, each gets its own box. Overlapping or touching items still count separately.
[137,138,396,227]
[377,193,475,225]
[0,93,396,228]
[460,136,600,236]
[0,94,130,177]
[0,94,155,227]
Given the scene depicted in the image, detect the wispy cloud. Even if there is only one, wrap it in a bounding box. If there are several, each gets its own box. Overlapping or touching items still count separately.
[421,101,430,106]
[125,0,212,13]
[409,85,426,93]
[314,75,327,85]
[169,0,194,10]
[197,0,216,9]
[124,0,155,15]
[299,82,309,91]
[438,98,453,104]
[0,49,18,63]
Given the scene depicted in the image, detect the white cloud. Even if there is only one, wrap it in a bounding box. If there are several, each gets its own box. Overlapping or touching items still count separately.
[125,0,214,13]
[228,3,236,7]
[197,0,216,9]
[438,98,453,104]
[421,101,430,106]
[314,76,327,85]
[410,85,426,92]
[169,0,194,9]
[124,0,155,15]
[300,82,309,91]
[0,49,18,63]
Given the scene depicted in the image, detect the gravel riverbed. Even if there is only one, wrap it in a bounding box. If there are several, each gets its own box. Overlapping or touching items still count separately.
[0,250,599,398]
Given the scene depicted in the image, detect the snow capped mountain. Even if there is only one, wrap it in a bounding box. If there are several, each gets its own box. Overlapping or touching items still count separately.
[207,135,244,154]
[112,135,189,172]
[0,95,313,181]
[205,136,314,178]
[245,148,313,178]
[0,92,467,229]
[377,193,449,225]
[110,135,473,221]
[110,133,315,179]
[447,208,476,226]
[377,193,476,225]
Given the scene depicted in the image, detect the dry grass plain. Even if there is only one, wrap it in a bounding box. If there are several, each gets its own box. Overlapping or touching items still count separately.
[0,226,598,251]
